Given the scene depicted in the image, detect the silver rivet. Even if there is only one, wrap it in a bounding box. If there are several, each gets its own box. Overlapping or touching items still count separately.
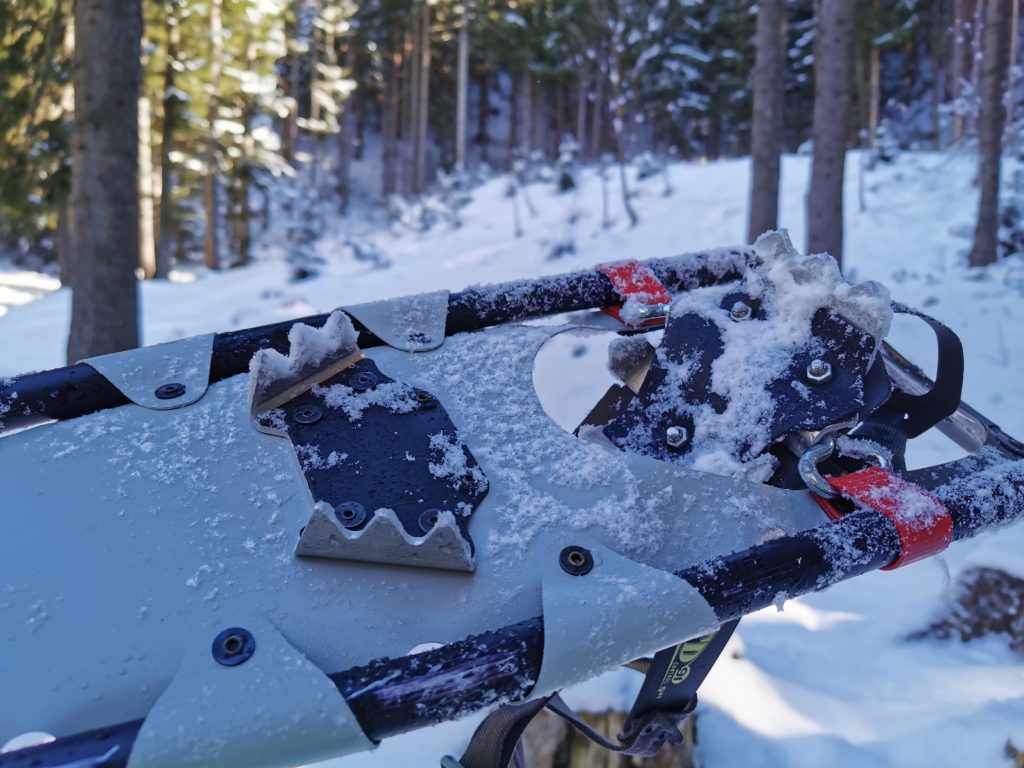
[805,359,833,384]
[665,425,689,448]
[729,301,752,322]
[636,303,670,321]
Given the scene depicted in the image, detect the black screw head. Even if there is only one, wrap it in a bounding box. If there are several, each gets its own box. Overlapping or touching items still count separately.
[292,404,323,424]
[334,501,367,528]
[418,508,442,534]
[154,382,186,400]
[559,546,594,576]
[212,627,255,666]
[349,371,378,391]
[413,390,436,407]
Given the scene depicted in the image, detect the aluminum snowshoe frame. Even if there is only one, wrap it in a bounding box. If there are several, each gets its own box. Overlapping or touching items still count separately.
[1,242,1023,768]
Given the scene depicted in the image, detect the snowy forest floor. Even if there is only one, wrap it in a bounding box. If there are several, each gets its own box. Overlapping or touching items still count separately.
[3,150,1024,767]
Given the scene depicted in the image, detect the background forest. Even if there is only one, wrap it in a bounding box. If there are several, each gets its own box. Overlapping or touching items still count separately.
[0,0,1020,361]
[3,2,1024,767]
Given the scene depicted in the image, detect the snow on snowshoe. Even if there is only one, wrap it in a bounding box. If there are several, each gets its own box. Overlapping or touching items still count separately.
[1,232,1023,768]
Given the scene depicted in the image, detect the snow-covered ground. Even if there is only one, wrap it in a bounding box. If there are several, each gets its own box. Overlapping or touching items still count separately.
[2,151,1024,767]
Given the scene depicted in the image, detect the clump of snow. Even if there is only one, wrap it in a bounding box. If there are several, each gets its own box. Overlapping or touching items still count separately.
[295,443,347,470]
[314,379,420,420]
[427,431,488,495]
[616,230,893,477]
[249,310,358,388]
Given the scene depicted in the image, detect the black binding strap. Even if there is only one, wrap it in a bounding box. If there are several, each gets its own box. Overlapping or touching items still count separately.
[449,619,739,768]
[886,304,964,438]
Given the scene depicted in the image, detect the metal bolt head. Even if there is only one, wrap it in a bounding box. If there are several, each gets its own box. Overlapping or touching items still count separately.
[292,404,323,424]
[154,382,186,400]
[729,301,752,322]
[558,546,594,576]
[211,627,256,666]
[665,425,689,448]
[636,303,670,321]
[334,502,367,528]
[418,508,443,534]
[805,359,833,384]
[349,371,378,391]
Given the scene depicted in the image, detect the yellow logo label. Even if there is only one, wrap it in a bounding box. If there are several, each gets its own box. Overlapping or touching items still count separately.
[655,631,717,700]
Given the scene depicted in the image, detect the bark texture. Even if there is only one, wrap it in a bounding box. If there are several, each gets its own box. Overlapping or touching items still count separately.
[807,0,856,265]
[747,0,787,243]
[66,0,142,362]
[137,96,156,279]
[455,5,468,170]
[155,9,180,279]
[951,0,967,143]
[203,0,223,269]
[969,0,1011,267]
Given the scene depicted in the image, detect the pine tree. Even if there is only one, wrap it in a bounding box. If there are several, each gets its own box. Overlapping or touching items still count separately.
[807,0,856,264]
[66,0,142,361]
[0,1,72,256]
[969,0,1012,267]
[748,0,787,243]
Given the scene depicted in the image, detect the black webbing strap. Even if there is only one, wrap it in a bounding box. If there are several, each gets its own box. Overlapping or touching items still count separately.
[446,694,554,768]
[448,619,739,768]
[623,618,739,732]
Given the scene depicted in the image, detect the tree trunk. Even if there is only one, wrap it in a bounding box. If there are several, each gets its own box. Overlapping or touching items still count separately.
[747,0,787,243]
[413,1,431,193]
[203,0,222,270]
[931,0,946,148]
[283,0,303,163]
[137,96,157,279]
[382,45,399,196]
[455,4,468,170]
[508,72,520,163]
[554,76,566,153]
[1007,0,1019,127]
[610,35,638,227]
[233,31,257,267]
[521,70,532,151]
[575,70,588,158]
[353,50,367,161]
[951,0,968,142]
[155,8,179,280]
[807,0,856,265]
[405,24,418,194]
[590,63,605,158]
[867,0,880,147]
[531,76,543,153]
[66,0,142,362]
[969,0,1012,267]
[969,0,985,137]
[338,102,352,212]
[477,69,491,165]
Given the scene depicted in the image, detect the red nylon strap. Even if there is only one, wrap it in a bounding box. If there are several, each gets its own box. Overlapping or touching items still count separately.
[596,261,672,327]
[814,466,953,571]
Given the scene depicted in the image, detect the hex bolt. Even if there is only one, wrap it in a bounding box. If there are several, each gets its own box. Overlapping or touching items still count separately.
[418,508,442,534]
[413,390,436,407]
[729,301,752,322]
[334,502,367,528]
[558,546,594,576]
[211,627,256,667]
[805,358,833,384]
[665,425,689,449]
[349,371,378,391]
[154,382,186,400]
